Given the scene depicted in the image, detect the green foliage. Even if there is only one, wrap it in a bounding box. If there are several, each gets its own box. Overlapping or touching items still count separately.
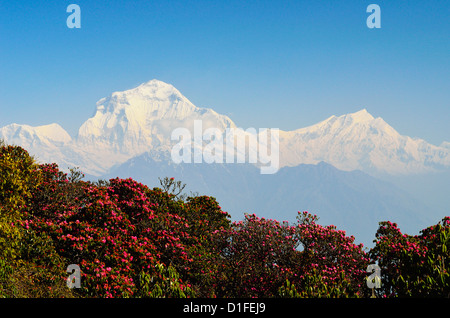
[137,264,195,298]
[278,279,301,298]
[0,142,75,297]
[0,143,41,260]
[0,257,14,297]
[295,269,358,298]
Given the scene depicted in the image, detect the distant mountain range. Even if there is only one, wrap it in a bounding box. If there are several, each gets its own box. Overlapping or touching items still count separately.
[1,79,448,247]
[2,79,448,176]
[279,109,449,175]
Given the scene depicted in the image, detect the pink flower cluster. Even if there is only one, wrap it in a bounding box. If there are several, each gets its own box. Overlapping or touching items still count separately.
[23,166,195,297]
[369,217,450,297]
[215,212,371,297]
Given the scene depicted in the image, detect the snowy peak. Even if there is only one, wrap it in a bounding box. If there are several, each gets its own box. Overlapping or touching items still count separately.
[320,108,374,126]
[0,123,84,174]
[81,79,235,132]
[90,79,197,123]
[346,108,374,122]
[289,108,389,140]
[76,79,236,171]
[0,123,71,146]
[279,108,449,175]
[34,123,73,144]
[320,109,376,128]
[133,79,188,102]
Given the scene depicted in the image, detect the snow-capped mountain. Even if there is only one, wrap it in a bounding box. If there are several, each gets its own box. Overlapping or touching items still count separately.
[77,79,235,154]
[0,122,71,147]
[279,109,450,175]
[0,122,107,175]
[0,123,74,167]
[1,79,449,177]
[75,79,237,174]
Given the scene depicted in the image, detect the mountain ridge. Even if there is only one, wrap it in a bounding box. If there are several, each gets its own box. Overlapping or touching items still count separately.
[0,79,448,177]
[278,107,449,175]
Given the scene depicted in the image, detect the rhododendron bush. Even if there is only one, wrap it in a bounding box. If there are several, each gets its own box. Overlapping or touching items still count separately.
[214,212,372,298]
[0,142,449,298]
[21,167,225,297]
[370,218,450,297]
[291,212,372,297]
[215,214,300,297]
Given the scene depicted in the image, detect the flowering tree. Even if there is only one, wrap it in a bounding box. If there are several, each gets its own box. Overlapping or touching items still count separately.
[370,218,450,297]
[290,211,372,297]
[182,195,232,296]
[214,211,371,298]
[22,167,195,297]
[141,179,232,296]
[20,168,233,297]
[216,214,299,297]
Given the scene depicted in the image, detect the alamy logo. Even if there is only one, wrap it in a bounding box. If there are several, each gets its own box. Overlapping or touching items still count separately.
[66,4,81,29]
[366,4,381,29]
[366,264,381,289]
[171,120,279,174]
[66,264,81,289]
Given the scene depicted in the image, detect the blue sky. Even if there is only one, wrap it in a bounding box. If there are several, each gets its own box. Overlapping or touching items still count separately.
[0,0,449,145]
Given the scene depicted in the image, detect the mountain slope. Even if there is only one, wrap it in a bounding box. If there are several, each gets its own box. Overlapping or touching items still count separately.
[259,162,435,245]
